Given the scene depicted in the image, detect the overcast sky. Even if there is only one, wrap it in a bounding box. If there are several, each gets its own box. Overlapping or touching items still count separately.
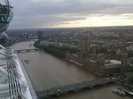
[9,0,133,29]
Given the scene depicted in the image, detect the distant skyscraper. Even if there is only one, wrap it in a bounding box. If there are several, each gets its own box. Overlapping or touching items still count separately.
[38,31,43,42]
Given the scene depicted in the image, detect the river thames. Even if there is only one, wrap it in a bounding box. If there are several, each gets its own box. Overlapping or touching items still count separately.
[12,41,131,99]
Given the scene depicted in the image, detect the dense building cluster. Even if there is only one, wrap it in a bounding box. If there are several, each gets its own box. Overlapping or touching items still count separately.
[66,33,129,76]
[7,26,133,76]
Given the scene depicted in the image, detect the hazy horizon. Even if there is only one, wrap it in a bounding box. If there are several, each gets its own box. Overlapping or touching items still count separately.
[8,25,133,31]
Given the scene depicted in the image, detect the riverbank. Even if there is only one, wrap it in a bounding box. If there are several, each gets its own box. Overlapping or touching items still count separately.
[34,41,78,58]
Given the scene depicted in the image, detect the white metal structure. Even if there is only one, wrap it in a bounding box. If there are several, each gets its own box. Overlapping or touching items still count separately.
[0,45,34,99]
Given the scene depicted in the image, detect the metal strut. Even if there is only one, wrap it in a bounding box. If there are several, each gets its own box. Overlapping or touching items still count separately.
[6,48,22,99]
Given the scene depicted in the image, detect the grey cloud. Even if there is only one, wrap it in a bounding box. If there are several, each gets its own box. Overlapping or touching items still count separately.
[9,0,133,29]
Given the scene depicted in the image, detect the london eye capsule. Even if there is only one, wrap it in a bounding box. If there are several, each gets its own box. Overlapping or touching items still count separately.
[0,0,13,32]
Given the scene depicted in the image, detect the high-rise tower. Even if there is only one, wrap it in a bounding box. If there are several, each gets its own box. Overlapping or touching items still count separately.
[120,40,128,73]
[79,34,91,57]
[38,31,43,43]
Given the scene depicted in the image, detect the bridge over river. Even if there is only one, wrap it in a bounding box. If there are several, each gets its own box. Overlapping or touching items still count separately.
[14,48,39,53]
[37,77,117,98]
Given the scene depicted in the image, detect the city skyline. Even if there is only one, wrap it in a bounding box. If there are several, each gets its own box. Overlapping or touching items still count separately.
[9,0,133,29]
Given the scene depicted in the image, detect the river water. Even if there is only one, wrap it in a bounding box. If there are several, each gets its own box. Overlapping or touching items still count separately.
[12,41,131,99]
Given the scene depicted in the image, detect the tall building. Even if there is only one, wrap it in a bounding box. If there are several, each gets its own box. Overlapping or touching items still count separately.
[120,41,128,73]
[91,45,97,59]
[80,34,91,57]
[38,31,43,42]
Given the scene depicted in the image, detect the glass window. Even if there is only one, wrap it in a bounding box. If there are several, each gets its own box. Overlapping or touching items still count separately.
[0,0,13,23]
